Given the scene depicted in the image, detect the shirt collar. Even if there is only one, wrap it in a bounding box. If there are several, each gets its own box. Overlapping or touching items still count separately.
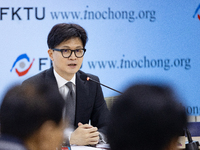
[53,69,76,88]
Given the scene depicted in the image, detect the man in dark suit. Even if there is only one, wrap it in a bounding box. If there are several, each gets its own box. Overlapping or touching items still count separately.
[22,23,109,146]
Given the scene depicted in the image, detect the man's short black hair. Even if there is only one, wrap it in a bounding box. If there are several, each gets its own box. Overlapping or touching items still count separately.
[107,84,187,150]
[47,23,88,49]
[0,81,65,140]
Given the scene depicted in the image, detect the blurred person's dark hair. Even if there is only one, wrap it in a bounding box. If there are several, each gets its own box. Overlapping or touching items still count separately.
[47,23,88,49]
[107,83,187,150]
[0,81,65,140]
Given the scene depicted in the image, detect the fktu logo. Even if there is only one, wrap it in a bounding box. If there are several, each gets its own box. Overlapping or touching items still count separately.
[0,7,45,20]
[10,54,35,76]
[193,4,200,20]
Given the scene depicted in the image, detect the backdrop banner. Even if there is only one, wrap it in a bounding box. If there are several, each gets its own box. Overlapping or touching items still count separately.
[0,0,200,115]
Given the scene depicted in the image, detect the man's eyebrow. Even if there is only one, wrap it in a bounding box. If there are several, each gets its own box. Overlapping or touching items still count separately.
[62,46,83,49]
[62,46,70,48]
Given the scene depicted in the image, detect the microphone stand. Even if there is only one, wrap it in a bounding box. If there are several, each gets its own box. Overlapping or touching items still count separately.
[88,78,123,94]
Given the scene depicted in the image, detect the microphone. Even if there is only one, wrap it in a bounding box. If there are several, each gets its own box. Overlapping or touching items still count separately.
[80,74,123,94]
[185,128,199,150]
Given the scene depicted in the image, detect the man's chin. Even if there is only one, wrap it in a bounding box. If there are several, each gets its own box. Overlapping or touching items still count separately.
[66,69,79,75]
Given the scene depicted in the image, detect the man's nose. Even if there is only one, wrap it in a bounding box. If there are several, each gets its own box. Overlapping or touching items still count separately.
[69,51,77,59]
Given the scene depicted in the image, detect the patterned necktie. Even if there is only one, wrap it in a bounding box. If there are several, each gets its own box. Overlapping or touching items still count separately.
[65,82,76,126]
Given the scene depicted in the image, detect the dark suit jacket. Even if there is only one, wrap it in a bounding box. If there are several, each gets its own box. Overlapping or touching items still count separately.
[22,67,109,135]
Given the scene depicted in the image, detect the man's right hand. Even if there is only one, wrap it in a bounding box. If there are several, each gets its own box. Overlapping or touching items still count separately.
[69,122,100,146]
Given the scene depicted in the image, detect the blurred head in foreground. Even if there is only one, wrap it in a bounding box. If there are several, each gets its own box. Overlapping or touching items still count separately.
[0,81,65,150]
[107,83,187,150]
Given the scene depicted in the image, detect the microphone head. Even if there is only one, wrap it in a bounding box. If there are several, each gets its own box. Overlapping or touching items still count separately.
[80,74,88,81]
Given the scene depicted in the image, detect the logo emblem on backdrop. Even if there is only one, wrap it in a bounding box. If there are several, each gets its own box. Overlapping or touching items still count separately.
[10,54,35,76]
[193,4,200,20]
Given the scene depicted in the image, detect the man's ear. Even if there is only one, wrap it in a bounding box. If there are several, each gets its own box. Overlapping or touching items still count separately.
[48,49,54,61]
[24,121,57,150]
[37,121,58,148]
[38,120,56,137]
[163,136,179,150]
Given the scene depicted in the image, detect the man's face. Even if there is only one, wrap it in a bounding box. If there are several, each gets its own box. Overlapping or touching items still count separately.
[48,37,84,81]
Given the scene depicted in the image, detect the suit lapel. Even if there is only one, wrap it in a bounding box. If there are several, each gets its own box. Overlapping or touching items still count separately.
[45,67,60,93]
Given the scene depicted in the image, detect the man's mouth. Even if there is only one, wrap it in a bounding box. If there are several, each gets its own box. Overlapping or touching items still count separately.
[68,64,76,66]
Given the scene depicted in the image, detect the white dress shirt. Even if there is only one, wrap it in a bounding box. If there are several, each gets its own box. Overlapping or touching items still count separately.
[53,69,76,100]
